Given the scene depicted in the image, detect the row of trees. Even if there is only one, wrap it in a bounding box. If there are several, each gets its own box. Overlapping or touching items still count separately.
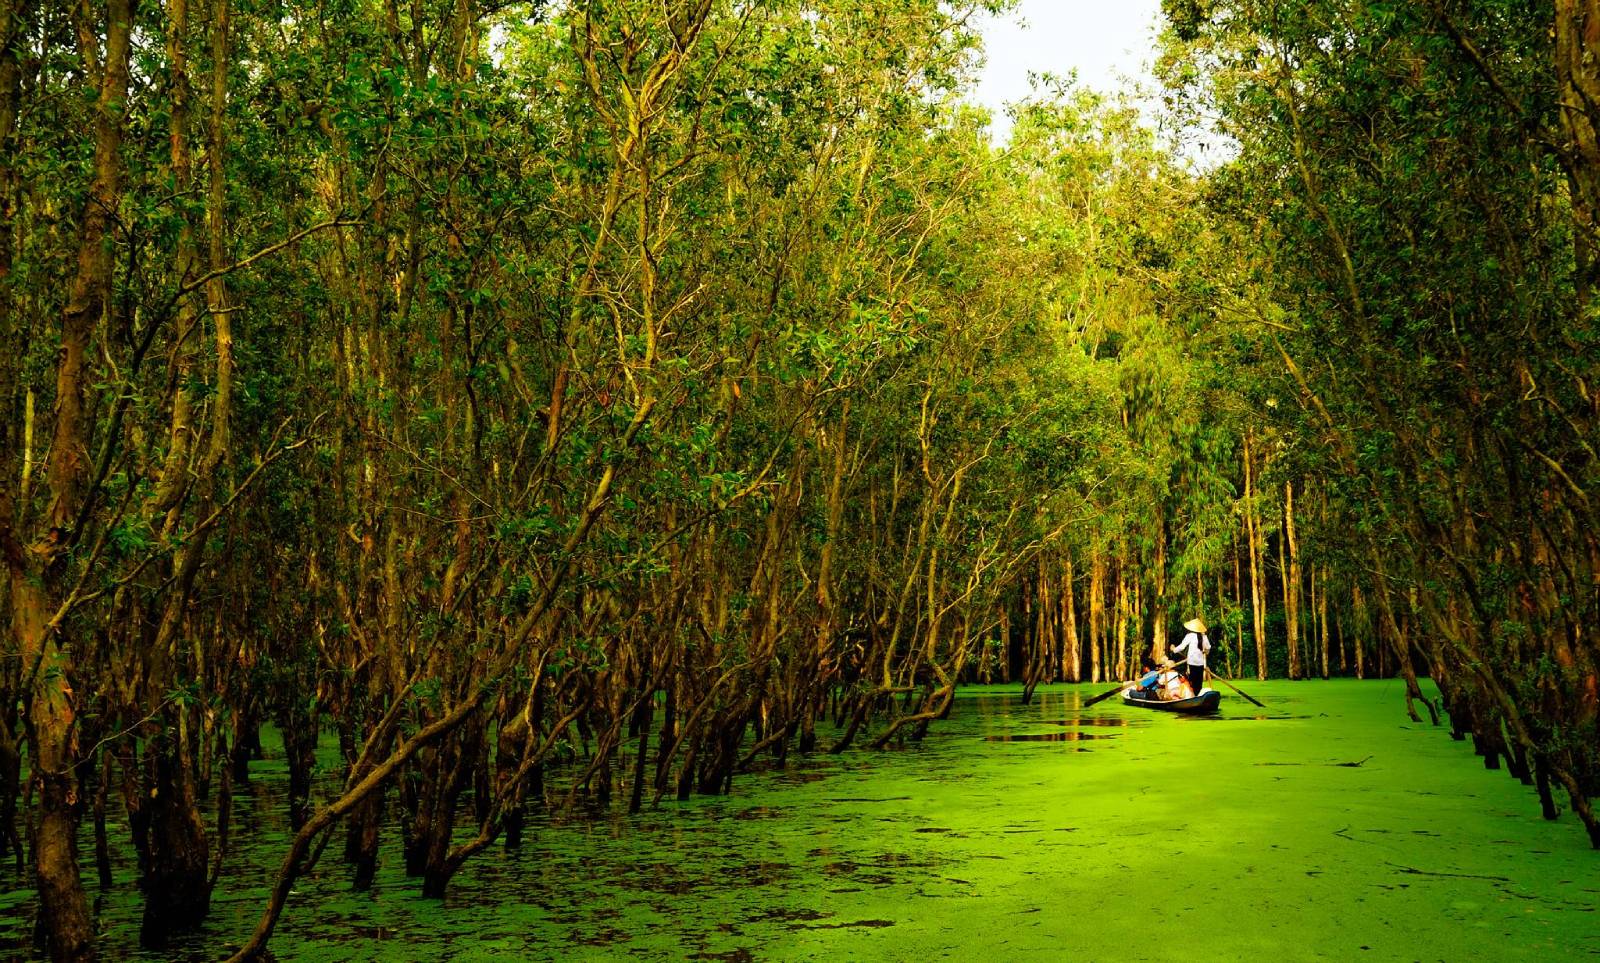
[1157,0,1600,845]
[0,0,1233,958]
[2,0,1596,959]
[999,0,1600,868]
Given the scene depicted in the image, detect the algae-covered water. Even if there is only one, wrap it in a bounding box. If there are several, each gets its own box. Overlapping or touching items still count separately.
[3,680,1598,961]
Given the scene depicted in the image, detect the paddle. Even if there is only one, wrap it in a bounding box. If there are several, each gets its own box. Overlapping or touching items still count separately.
[1080,682,1133,708]
[1205,668,1266,708]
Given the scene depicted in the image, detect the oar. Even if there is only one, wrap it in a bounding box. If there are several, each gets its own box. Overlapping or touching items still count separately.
[1080,682,1133,708]
[1205,668,1265,708]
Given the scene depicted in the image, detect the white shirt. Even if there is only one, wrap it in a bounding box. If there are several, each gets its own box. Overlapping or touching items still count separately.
[1172,631,1211,666]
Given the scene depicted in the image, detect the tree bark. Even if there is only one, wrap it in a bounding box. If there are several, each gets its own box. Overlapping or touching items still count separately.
[140,734,211,949]
[1244,433,1268,680]
[1284,480,1302,679]
[1063,558,1080,683]
[1554,0,1600,307]
[1089,547,1105,684]
[1317,564,1330,678]
[5,1,138,958]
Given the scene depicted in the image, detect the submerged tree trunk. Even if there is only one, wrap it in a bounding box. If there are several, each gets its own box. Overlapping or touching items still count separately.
[13,587,94,963]
[278,702,317,832]
[344,758,387,891]
[139,736,211,949]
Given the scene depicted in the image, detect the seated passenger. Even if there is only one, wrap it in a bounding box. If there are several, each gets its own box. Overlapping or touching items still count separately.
[1130,657,1163,699]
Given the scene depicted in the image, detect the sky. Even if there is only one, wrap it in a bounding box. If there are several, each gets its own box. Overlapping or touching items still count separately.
[970,0,1167,142]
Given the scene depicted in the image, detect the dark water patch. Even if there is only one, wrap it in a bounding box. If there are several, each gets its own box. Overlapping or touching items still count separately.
[746,907,832,925]
[687,950,755,962]
[1257,755,1374,768]
[791,918,895,930]
[913,827,952,834]
[771,769,829,785]
[1183,714,1313,722]
[1388,863,1510,882]
[633,863,709,895]
[985,731,1112,742]
[725,861,791,886]
[1040,717,1139,727]
[573,925,633,947]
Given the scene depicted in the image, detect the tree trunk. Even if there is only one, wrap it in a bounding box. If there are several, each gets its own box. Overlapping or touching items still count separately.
[277,702,317,831]
[1232,533,1245,677]
[1244,433,1269,680]
[1114,566,1129,682]
[1151,520,1168,660]
[344,760,386,891]
[0,717,22,871]
[1089,547,1105,684]
[1352,585,1367,679]
[5,0,138,957]
[140,735,211,949]
[1317,564,1330,678]
[1284,480,1302,679]
[1063,558,1080,682]
[1555,0,1600,308]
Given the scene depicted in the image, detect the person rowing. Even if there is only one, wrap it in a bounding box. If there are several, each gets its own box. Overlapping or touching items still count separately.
[1168,616,1211,697]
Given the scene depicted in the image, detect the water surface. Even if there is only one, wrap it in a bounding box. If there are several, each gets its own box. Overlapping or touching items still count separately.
[2,680,1596,961]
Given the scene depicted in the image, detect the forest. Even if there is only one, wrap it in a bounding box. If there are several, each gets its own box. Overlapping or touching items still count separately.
[0,0,1596,959]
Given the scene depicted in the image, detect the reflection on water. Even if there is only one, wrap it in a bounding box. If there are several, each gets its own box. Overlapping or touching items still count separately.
[983,731,1112,743]
[1180,715,1311,722]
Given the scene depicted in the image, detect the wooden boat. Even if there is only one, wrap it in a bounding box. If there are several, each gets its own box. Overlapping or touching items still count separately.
[1120,687,1222,714]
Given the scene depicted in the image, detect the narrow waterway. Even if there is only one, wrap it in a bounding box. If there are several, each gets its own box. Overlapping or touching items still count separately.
[2,680,1596,961]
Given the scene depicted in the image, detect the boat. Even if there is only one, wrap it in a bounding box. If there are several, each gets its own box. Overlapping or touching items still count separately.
[1120,687,1222,714]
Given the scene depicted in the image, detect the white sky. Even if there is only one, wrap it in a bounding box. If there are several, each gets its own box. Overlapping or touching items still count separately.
[970,0,1167,142]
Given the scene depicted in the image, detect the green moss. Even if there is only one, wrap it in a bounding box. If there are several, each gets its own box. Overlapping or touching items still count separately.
[4,681,1598,960]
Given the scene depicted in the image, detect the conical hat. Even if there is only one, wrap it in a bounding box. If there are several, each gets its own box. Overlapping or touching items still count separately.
[1183,617,1207,634]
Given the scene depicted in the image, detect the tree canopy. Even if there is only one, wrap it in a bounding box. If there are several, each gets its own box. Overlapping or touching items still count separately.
[0,0,1596,958]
